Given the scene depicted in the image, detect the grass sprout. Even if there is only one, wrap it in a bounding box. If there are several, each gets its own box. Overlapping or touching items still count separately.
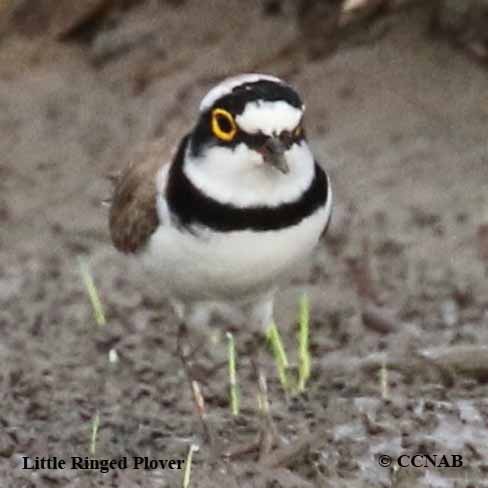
[89,410,100,456]
[226,332,240,416]
[182,444,199,488]
[379,355,389,400]
[78,257,106,326]
[297,293,311,392]
[266,322,290,390]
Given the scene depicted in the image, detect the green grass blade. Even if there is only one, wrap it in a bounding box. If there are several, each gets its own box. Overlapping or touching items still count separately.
[78,257,106,326]
[298,293,311,391]
[226,332,240,416]
[89,411,100,456]
[266,322,289,390]
[379,355,389,400]
[182,444,199,488]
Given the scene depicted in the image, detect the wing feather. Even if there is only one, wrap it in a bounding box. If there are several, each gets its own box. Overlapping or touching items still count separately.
[109,141,169,254]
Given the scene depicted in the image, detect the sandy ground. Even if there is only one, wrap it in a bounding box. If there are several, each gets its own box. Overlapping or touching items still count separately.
[1,2,488,487]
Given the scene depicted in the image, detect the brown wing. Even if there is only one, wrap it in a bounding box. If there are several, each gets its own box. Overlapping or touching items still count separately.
[109,140,170,254]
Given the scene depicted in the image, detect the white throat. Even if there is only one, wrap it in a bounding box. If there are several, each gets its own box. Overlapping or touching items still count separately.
[183,141,315,208]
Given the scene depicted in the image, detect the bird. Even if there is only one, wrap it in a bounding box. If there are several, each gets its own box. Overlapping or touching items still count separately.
[109,73,332,367]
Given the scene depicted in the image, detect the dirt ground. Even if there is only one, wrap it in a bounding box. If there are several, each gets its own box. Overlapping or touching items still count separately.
[1,1,488,487]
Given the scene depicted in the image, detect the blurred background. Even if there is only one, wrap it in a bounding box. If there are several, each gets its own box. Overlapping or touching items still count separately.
[1,1,488,487]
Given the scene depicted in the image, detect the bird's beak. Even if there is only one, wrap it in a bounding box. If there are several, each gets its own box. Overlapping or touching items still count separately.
[260,136,290,174]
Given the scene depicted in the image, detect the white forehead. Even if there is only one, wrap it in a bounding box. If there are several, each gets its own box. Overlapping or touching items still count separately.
[236,100,303,136]
[199,73,283,112]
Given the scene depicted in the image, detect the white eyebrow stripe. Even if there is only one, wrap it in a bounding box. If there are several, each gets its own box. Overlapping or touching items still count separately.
[199,73,283,112]
[235,101,303,136]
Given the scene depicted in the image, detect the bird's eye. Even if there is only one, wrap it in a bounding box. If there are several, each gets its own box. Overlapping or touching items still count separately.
[211,108,237,141]
[293,123,303,139]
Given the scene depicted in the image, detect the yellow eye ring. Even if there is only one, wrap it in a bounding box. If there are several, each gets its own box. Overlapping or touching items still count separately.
[211,108,237,141]
[293,124,303,138]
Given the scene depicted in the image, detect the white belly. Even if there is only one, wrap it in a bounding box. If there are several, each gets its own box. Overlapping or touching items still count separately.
[142,202,330,301]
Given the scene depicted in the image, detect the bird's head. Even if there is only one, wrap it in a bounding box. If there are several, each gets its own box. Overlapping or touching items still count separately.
[184,74,315,207]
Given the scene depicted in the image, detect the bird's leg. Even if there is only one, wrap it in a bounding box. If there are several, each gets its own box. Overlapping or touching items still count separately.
[223,300,290,461]
[249,295,287,458]
[174,308,198,381]
[174,304,214,379]
[173,304,216,447]
[251,351,281,460]
[176,319,188,360]
[224,335,279,461]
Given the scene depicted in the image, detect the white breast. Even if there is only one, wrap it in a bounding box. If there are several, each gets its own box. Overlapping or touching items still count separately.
[142,185,332,302]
